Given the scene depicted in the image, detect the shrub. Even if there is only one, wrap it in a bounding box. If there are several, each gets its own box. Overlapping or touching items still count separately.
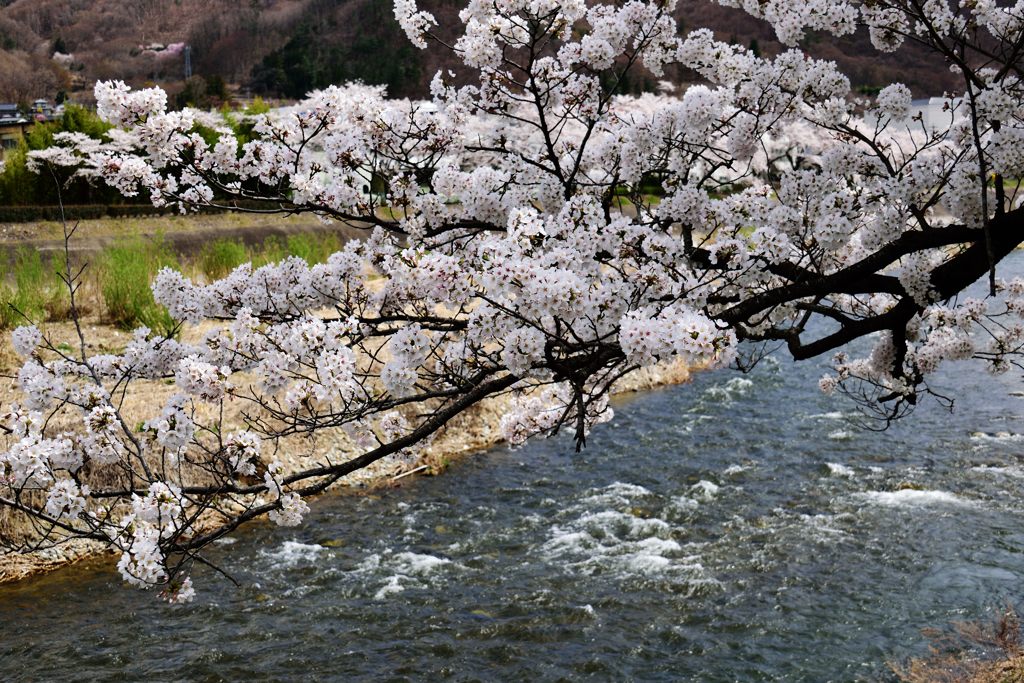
[0,106,119,206]
[0,142,34,207]
[99,237,178,335]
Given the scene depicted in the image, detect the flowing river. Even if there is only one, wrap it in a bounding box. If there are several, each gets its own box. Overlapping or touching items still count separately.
[3,264,1024,681]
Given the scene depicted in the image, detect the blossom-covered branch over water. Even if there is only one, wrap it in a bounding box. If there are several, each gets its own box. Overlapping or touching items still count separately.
[4,0,1024,601]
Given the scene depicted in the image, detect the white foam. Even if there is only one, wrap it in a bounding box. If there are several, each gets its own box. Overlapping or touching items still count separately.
[970,465,1024,478]
[545,530,591,551]
[633,537,684,554]
[808,411,846,420]
[690,480,720,501]
[828,430,855,441]
[723,464,748,476]
[702,377,754,403]
[358,550,457,600]
[826,462,856,478]
[857,489,974,508]
[535,481,721,590]
[970,431,1024,442]
[667,496,700,514]
[578,482,655,508]
[539,506,717,591]
[544,511,674,558]
[374,575,405,600]
[575,510,672,539]
[591,482,653,498]
[391,552,452,575]
[359,551,453,576]
[801,514,846,539]
[725,377,753,391]
[264,540,325,568]
[625,554,672,572]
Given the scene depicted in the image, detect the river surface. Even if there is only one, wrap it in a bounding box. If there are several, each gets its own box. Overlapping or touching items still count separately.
[3,265,1024,682]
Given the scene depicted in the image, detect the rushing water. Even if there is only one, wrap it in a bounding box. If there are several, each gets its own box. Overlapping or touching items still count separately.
[4,270,1024,681]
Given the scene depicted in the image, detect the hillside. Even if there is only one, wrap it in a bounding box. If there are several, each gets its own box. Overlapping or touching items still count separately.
[0,0,961,105]
[674,1,961,97]
[0,0,314,103]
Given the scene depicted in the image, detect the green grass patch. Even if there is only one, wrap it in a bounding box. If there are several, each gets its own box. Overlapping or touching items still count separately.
[246,232,342,268]
[0,247,70,329]
[0,229,351,333]
[99,237,179,335]
[199,238,249,280]
[286,232,341,265]
[250,235,288,267]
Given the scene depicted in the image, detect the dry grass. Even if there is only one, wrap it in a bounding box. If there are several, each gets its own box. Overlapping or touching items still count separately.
[0,212,324,244]
[895,608,1024,683]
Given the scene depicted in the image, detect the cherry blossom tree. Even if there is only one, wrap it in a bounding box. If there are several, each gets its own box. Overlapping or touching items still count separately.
[4,0,1024,602]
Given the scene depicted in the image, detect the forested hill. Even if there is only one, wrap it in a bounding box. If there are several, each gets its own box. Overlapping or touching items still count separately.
[0,0,959,105]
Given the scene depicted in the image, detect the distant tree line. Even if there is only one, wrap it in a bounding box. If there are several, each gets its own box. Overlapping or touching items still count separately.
[0,99,275,208]
[0,105,119,206]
